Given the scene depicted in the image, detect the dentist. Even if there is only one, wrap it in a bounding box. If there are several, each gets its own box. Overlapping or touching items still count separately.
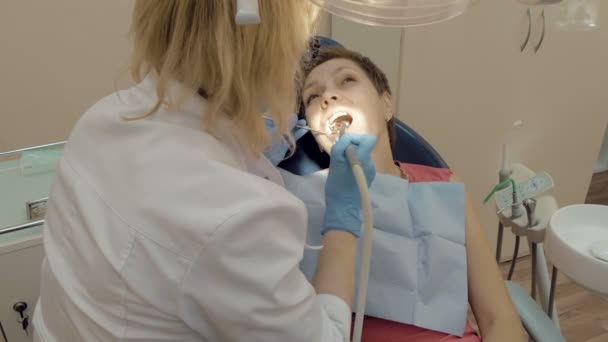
[33,1,376,341]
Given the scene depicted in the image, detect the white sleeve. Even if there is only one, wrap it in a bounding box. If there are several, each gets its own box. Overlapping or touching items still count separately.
[177,197,351,342]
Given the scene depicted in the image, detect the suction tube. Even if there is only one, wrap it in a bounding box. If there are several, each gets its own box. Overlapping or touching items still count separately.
[336,123,374,342]
[349,149,372,342]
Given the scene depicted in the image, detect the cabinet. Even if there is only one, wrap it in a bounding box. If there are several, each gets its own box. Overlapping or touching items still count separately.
[0,234,43,342]
[0,146,60,342]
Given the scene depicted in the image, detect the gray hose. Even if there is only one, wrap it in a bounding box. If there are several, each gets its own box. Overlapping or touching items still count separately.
[496,222,504,263]
[531,243,537,300]
[507,235,520,280]
[548,266,558,318]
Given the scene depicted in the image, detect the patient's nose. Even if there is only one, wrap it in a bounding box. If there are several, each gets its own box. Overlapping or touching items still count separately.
[321,93,340,109]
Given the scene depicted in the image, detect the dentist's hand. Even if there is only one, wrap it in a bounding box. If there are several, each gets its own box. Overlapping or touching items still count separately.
[263,113,308,166]
[322,134,377,237]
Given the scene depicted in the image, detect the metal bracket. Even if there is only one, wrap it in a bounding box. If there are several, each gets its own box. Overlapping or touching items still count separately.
[26,197,48,221]
[521,8,532,52]
[534,9,546,53]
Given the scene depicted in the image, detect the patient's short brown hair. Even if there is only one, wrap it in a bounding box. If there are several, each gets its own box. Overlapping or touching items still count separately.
[302,47,396,146]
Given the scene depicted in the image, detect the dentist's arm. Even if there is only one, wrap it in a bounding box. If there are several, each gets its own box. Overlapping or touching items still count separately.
[313,134,377,307]
[178,197,353,342]
[313,231,358,306]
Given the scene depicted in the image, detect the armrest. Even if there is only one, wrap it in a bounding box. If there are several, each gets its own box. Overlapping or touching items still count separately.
[505,281,566,342]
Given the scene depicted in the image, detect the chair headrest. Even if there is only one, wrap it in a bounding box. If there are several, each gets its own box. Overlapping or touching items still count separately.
[278,118,449,175]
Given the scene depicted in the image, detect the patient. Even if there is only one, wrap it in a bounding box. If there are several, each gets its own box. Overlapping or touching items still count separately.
[299,47,527,342]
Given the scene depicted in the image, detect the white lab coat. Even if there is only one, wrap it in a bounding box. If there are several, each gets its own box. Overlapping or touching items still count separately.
[32,74,351,342]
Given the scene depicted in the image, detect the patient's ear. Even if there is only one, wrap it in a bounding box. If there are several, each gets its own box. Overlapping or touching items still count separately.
[381,92,394,121]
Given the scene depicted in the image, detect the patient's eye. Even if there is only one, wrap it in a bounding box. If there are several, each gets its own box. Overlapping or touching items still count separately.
[341,75,356,85]
[305,94,319,106]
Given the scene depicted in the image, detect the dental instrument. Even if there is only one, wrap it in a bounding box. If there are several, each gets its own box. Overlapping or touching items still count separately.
[262,116,329,136]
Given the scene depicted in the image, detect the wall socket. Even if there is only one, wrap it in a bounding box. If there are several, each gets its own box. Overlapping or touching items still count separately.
[26,198,48,221]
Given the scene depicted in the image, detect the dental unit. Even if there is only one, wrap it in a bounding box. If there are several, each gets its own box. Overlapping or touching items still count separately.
[484,119,563,333]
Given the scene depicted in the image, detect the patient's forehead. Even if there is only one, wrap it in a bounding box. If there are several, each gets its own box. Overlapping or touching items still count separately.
[305,58,365,87]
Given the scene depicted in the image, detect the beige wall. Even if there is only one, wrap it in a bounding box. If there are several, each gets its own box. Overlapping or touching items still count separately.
[0,3,331,153]
[316,12,331,37]
[0,0,135,152]
[331,16,401,99]
[397,2,608,257]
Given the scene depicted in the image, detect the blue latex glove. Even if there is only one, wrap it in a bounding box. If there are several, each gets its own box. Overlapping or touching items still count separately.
[263,113,308,166]
[322,134,377,237]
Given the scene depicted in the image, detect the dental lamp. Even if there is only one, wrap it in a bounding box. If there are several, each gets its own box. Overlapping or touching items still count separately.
[236,0,482,27]
[517,0,562,5]
[309,0,480,27]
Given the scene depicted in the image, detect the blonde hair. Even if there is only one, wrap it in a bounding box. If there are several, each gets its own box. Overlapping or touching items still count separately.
[129,0,318,155]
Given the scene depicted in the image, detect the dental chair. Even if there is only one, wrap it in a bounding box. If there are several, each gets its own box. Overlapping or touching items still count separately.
[279,36,566,342]
[279,119,564,342]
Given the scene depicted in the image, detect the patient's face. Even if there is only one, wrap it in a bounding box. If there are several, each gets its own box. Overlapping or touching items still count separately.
[302,58,391,153]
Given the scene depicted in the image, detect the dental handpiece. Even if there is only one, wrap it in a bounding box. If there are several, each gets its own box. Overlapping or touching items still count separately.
[337,122,359,166]
[334,121,371,342]
[294,124,328,136]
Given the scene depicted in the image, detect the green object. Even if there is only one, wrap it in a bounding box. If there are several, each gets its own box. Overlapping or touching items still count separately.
[484,178,516,204]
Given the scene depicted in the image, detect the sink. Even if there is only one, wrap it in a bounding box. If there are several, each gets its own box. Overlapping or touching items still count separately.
[545,204,608,297]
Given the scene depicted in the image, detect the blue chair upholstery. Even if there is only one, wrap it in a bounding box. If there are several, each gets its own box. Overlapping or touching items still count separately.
[278,118,448,175]
[393,120,448,168]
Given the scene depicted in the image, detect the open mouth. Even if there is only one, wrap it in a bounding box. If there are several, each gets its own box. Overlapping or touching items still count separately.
[327,111,353,135]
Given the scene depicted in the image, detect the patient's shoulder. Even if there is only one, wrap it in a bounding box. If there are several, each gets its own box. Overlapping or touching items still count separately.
[396,162,453,183]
